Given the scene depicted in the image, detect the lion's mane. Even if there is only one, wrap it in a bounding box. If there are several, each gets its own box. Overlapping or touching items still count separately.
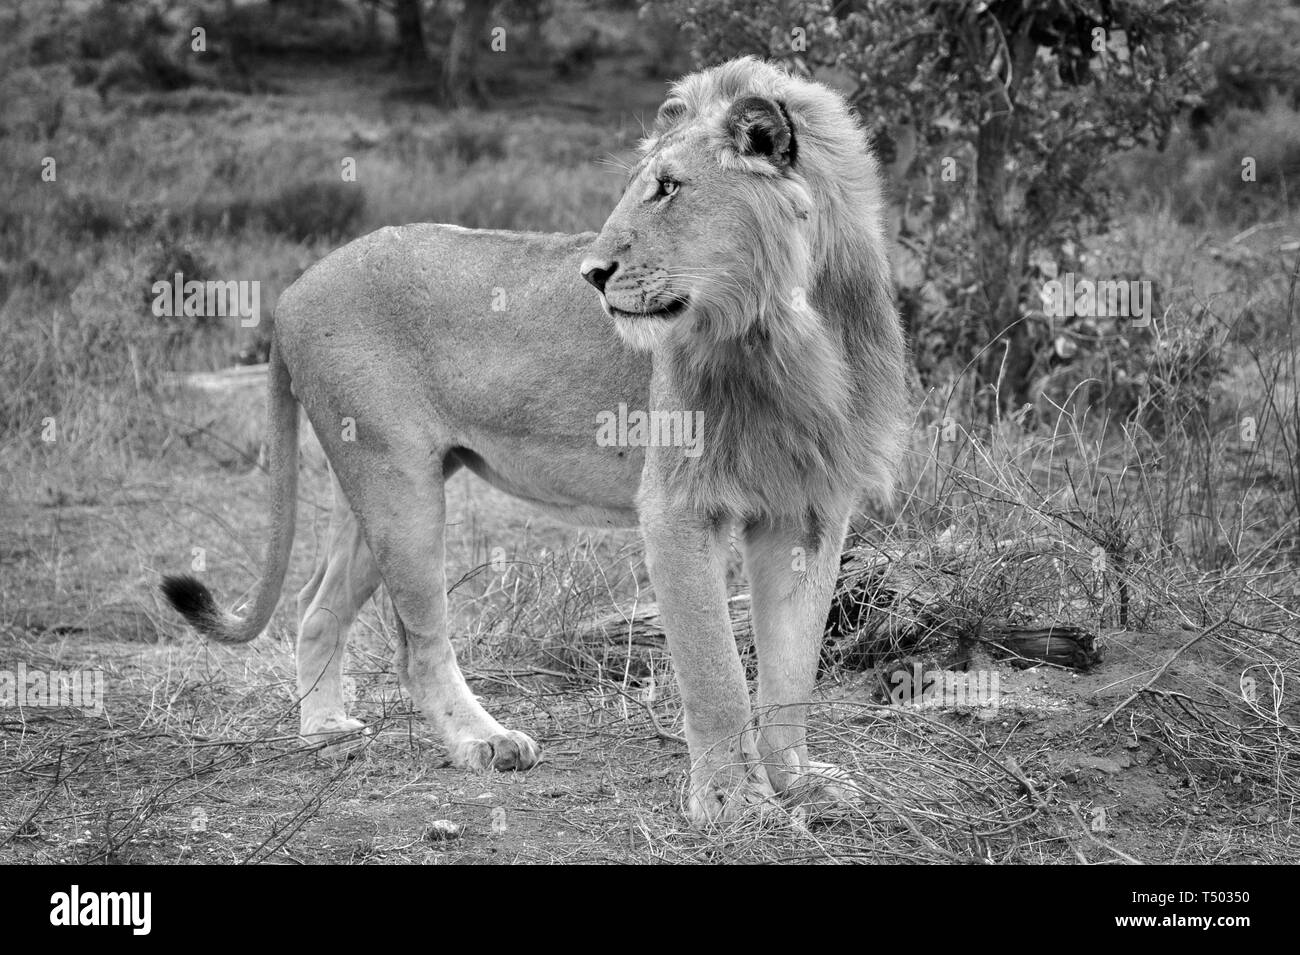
[643,57,908,531]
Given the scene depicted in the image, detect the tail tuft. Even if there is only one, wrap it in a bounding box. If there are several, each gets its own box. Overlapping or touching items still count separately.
[160,574,225,635]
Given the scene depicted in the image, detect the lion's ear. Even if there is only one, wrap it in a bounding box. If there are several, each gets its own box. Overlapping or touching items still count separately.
[726,95,795,168]
[654,97,687,133]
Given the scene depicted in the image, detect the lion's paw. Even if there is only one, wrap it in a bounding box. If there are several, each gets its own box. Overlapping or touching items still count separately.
[300,716,371,758]
[780,761,860,819]
[687,763,778,827]
[450,730,540,772]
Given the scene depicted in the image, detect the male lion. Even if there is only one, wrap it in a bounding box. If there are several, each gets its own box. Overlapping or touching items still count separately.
[162,56,907,824]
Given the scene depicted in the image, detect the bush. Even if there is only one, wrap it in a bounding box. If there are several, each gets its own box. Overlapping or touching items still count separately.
[1123,104,1300,225]
[137,237,214,321]
[1192,0,1300,134]
[440,113,510,163]
[55,192,128,240]
[259,181,366,242]
[205,0,379,57]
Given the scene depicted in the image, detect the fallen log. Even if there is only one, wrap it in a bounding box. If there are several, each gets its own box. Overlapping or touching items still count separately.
[977,624,1102,670]
[161,362,269,393]
[544,537,1105,683]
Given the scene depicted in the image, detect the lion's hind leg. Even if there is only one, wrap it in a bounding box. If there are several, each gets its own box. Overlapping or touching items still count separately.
[347,461,539,773]
[296,470,381,756]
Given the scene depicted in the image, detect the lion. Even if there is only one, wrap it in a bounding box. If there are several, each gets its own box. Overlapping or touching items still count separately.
[161,56,908,825]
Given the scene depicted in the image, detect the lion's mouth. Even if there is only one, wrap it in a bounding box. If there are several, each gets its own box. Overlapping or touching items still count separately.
[605,296,691,320]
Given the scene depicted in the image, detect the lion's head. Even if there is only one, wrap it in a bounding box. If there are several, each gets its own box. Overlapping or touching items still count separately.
[581,57,906,522]
[580,57,891,356]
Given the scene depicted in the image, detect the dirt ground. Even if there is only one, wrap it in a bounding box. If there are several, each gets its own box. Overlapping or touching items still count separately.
[2,401,1295,863]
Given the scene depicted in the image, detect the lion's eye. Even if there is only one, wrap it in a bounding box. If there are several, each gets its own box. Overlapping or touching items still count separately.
[656,178,680,198]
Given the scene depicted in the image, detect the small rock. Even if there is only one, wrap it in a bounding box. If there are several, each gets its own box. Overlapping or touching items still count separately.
[423,820,462,842]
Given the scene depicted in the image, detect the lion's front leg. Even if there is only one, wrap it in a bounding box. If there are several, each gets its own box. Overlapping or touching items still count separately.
[742,509,858,812]
[641,503,773,824]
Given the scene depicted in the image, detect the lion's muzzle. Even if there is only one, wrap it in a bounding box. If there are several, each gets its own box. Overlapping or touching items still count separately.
[579,260,689,320]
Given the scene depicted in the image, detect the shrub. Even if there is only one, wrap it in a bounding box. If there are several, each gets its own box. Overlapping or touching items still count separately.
[55,192,128,240]
[204,0,378,57]
[259,181,366,242]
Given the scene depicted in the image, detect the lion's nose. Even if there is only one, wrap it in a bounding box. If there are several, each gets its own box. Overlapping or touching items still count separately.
[579,258,618,294]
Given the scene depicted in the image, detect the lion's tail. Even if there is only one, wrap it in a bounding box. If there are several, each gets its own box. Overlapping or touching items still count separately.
[160,344,299,644]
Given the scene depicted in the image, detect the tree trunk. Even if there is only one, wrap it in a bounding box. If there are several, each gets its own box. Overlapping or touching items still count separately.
[441,0,493,105]
[974,114,1033,418]
[394,0,427,66]
[969,17,1039,420]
